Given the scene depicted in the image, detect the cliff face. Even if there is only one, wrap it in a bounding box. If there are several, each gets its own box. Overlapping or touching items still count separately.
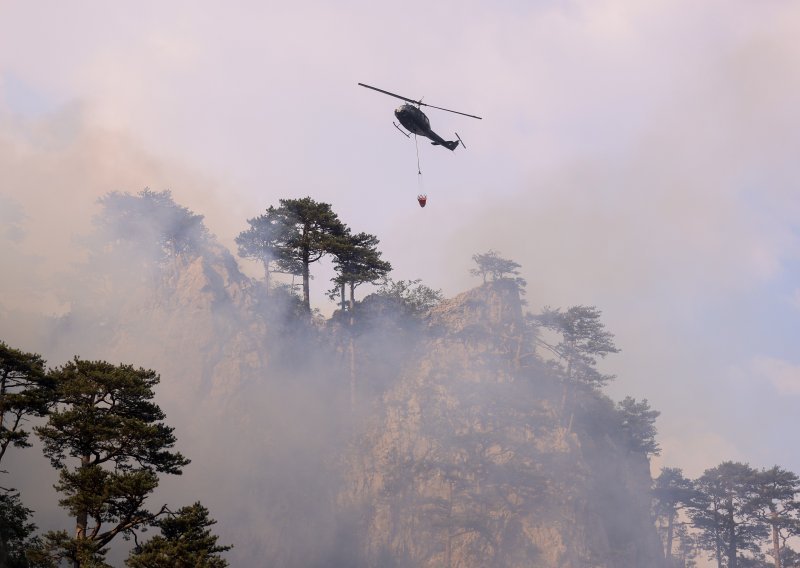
[342,280,665,568]
[48,242,270,405]
[35,245,665,567]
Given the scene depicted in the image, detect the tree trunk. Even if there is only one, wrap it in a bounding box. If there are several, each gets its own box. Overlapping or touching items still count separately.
[349,336,355,411]
[302,252,310,312]
[349,282,356,313]
[728,502,737,568]
[263,260,271,292]
[772,513,781,568]
[0,525,10,568]
[0,372,6,433]
[561,356,573,411]
[562,359,575,435]
[300,221,311,312]
[0,373,6,462]
[713,498,723,568]
[74,453,91,568]
[666,508,674,564]
[340,282,346,312]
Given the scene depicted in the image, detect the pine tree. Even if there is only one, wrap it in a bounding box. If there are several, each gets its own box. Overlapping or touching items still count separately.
[689,462,767,568]
[0,342,54,567]
[534,306,619,434]
[0,491,49,568]
[653,467,697,564]
[373,278,444,316]
[267,197,346,311]
[126,502,231,568]
[95,189,209,260]
[749,466,800,568]
[535,305,620,389]
[35,359,189,568]
[235,208,302,291]
[617,396,661,457]
[469,250,522,283]
[329,231,391,313]
[0,342,51,464]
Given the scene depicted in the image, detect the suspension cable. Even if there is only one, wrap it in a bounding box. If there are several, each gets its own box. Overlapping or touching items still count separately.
[414,134,421,175]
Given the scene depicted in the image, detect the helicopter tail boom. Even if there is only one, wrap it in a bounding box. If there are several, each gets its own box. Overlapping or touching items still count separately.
[431,139,459,151]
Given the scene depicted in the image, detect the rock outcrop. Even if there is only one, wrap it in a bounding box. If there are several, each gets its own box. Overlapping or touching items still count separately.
[342,280,665,567]
[32,241,665,567]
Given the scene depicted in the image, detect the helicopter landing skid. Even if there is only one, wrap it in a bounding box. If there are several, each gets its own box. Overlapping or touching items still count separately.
[393,122,411,138]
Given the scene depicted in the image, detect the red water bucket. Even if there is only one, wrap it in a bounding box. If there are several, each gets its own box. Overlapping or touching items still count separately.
[417,194,427,207]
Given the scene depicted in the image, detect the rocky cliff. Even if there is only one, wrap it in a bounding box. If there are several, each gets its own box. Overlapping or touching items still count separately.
[341,280,665,567]
[31,240,665,567]
[47,241,273,406]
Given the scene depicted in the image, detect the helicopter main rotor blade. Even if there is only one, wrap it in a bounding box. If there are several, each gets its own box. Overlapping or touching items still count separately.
[358,83,421,105]
[358,82,482,120]
[421,103,482,120]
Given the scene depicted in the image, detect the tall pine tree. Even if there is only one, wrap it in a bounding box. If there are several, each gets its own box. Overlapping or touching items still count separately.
[653,467,696,565]
[35,359,189,568]
[749,466,800,568]
[329,231,391,313]
[689,462,767,568]
[235,208,302,291]
[265,197,346,311]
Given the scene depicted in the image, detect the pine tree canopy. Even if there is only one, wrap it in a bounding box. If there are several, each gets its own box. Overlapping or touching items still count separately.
[34,359,190,563]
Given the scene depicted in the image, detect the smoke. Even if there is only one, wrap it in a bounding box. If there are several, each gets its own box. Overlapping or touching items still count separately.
[0,109,258,315]
[0,180,666,565]
[0,177,419,564]
[421,15,800,486]
[3,3,800,565]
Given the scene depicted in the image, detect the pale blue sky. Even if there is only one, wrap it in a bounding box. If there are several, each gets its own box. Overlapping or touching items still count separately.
[1,0,799,484]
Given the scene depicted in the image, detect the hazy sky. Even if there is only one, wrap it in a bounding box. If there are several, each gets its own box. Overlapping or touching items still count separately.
[2,0,800,487]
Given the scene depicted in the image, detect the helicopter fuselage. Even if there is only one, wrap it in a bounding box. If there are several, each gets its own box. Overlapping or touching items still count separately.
[358,82,479,152]
[394,104,456,149]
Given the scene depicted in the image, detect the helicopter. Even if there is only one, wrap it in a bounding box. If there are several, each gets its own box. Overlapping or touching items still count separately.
[358,82,482,151]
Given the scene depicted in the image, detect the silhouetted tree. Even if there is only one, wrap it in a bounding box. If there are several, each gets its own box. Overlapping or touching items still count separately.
[749,466,800,568]
[673,522,700,568]
[35,359,189,568]
[95,189,209,260]
[374,277,444,316]
[236,208,302,291]
[0,342,53,567]
[617,396,661,457]
[534,305,618,433]
[469,250,521,283]
[0,492,50,568]
[775,547,800,568]
[266,197,346,311]
[689,462,767,568]
[0,342,51,466]
[653,467,697,564]
[329,231,391,312]
[126,502,231,568]
[535,305,619,389]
